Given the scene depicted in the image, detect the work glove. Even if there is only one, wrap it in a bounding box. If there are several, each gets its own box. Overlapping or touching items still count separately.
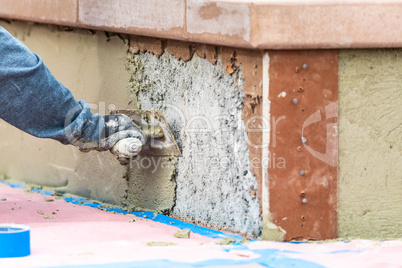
[78,114,145,154]
[0,26,144,161]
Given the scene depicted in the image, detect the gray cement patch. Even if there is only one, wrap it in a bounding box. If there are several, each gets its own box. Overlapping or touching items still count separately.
[125,156,177,212]
[128,51,262,237]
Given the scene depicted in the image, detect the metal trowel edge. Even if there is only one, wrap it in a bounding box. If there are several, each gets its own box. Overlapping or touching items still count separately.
[112,109,181,157]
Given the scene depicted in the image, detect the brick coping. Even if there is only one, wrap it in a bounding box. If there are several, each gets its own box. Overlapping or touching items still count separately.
[0,0,401,49]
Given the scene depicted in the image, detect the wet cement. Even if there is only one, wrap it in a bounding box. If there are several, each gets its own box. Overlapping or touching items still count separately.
[129,51,262,237]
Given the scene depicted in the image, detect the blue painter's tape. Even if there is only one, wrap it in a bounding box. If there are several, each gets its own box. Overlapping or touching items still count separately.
[0,181,362,268]
[63,196,245,240]
[0,224,30,258]
[0,181,244,240]
[0,181,24,189]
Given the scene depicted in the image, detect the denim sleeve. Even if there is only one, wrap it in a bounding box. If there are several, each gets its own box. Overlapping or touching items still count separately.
[0,26,104,146]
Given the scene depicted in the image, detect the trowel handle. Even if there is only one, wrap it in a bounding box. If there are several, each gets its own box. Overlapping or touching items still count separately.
[111,138,143,158]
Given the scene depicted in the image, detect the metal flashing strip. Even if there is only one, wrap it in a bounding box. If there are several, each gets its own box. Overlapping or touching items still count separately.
[267,50,338,240]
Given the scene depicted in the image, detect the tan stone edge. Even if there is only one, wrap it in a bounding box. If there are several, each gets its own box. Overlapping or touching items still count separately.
[1,0,402,50]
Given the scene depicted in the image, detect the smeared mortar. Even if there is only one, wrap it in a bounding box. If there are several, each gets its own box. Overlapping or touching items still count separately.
[127,50,262,237]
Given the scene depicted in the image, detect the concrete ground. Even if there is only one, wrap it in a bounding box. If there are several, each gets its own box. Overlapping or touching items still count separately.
[0,182,401,268]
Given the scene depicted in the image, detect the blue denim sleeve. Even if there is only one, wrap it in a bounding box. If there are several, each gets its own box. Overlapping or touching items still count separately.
[0,26,104,146]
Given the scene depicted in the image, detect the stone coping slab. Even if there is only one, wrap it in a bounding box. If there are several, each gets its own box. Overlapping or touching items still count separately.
[1,0,402,49]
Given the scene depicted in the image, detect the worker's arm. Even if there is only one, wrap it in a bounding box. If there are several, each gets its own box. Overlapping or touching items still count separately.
[0,26,144,152]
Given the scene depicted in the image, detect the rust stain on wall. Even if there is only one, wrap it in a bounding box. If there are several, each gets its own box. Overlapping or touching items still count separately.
[268,50,338,240]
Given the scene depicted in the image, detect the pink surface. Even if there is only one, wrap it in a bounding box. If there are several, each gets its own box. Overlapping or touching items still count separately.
[0,183,228,267]
[0,183,401,268]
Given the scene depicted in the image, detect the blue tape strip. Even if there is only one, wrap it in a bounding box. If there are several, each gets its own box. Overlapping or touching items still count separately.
[64,196,245,240]
[1,181,361,267]
[0,224,30,258]
[0,181,243,239]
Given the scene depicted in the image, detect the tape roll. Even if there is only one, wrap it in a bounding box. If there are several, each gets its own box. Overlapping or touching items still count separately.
[0,224,30,258]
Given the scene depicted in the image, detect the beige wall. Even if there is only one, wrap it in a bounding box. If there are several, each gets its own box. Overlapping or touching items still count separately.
[0,21,134,205]
[338,50,402,239]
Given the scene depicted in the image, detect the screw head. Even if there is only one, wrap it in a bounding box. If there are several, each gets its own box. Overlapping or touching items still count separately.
[302,198,307,204]
[299,170,305,176]
[302,64,308,69]
[292,98,298,104]
[301,137,307,143]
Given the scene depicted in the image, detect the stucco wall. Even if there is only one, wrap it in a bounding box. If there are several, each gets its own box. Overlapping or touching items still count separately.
[131,51,261,236]
[0,21,262,237]
[2,20,401,240]
[338,49,402,239]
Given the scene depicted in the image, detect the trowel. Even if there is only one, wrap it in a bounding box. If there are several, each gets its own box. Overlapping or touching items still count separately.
[110,110,181,160]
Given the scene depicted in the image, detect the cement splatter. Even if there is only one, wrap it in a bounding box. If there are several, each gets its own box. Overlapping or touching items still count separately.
[217,237,250,245]
[174,229,191,239]
[146,242,176,247]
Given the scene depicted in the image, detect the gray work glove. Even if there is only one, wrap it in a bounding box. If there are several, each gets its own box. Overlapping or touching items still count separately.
[79,114,145,154]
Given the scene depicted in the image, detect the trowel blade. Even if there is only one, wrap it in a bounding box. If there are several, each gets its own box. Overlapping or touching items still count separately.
[112,109,182,157]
